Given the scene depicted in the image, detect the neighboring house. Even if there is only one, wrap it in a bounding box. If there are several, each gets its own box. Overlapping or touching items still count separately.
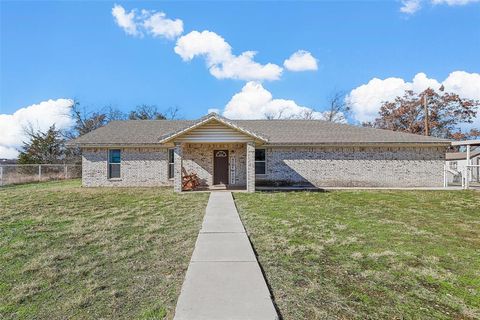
[445,150,480,184]
[69,113,451,192]
[0,159,17,164]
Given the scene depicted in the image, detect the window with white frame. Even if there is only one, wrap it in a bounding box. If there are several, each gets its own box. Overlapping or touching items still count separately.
[168,149,175,179]
[108,149,121,179]
[255,149,266,174]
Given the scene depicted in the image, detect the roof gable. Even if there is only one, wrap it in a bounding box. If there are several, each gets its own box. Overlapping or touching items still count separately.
[158,113,268,143]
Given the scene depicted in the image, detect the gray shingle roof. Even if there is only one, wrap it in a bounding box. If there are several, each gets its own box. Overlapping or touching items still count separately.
[235,120,451,144]
[69,115,451,146]
[446,150,480,160]
[70,120,194,145]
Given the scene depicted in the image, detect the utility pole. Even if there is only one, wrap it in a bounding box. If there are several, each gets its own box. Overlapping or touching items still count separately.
[424,94,429,136]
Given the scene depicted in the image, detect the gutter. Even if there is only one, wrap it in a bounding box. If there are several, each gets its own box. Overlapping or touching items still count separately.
[260,142,452,147]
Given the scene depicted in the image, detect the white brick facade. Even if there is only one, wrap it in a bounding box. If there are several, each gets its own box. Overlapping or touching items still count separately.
[246,142,256,192]
[256,146,446,187]
[182,143,247,187]
[81,145,446,189]
[82,147,171,187]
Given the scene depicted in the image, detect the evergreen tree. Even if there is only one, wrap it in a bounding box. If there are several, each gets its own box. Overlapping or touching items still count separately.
[18,125,68,164]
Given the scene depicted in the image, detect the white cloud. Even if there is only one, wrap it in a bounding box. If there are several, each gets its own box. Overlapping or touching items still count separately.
[142,11,183,39]
[0,146,20,160]
[0,99,74,159]
[210,51,283,81]
[112,5,322,82]
[112,4,183,39]
[347,71,480,123]
[401,0,479,14]
[222,81,325,119]
[442,71,480,100]
[400,0,422,14]
[284,50,318,72]
[443,71,480,130]
[347,77,409,122]
[175,30,283,81]
[432,0,480,5]
[174,30,232,64]
[112,4,140,36]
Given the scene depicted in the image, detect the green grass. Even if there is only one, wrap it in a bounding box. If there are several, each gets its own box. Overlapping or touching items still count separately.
[235,190,480,320]
[0,180,209,320]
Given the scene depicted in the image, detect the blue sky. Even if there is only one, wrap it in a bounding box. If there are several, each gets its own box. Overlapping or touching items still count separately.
[0,0,479,157]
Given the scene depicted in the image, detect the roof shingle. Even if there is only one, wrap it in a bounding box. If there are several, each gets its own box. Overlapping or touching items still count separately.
[69,116,451,146]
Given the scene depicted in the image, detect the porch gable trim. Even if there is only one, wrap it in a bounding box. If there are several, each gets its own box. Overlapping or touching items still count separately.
[158,113,268,144]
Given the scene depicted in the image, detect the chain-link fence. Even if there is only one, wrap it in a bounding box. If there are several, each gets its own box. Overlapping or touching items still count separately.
[462,165,480,189]
[444,164,480,189]
[0,164,81,186]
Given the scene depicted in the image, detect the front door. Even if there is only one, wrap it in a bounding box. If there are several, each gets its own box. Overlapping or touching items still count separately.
[213,150,229,185]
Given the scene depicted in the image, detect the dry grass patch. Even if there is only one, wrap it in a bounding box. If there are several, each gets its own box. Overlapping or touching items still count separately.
[0,180,209,319]
[235,190,480,320]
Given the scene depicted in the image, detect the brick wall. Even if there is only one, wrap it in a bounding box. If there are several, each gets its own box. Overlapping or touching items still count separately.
[256,146,446,187]
[246,142,255,192]
[182,143,247,187]
[82,145,447,188]
[82,147,171,187]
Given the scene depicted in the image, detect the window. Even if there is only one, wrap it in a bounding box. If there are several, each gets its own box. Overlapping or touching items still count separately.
[108,149,121,179]
[449,161,458,170]
[168,149,175,179]
[255,149,266,174]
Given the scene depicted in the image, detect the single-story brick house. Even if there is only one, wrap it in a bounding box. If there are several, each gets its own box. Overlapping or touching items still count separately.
[69,113,451,192]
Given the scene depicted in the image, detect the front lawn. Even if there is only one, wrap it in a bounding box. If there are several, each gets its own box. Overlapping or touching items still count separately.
[235,190,480,319]
[0,180,209,319]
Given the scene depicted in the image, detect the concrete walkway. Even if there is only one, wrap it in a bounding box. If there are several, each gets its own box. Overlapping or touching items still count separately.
[174,192,278,320]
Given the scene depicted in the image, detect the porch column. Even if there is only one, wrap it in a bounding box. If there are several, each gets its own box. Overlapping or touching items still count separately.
[246,141,255,192]
[466,144,471,187]
[174,142,183,193]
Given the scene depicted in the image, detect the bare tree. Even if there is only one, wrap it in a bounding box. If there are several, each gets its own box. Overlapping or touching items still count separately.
[263,91,350,121]
[264,108,320,120]
[264,109,284,120]
[63,101,127,140]
[105,106,127,121]
[298,109,317,120]
[128,104,166,120]
[323,91,351,123]
[264,108,293,120]
[68,100,108,138]
[165,106,181,120]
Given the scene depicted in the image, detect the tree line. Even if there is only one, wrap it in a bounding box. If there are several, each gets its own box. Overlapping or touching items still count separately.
[18,103,180,164]
[18,88,479,164]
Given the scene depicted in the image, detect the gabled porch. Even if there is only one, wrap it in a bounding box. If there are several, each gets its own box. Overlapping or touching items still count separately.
[176,142,253,192]
[159,113,267,192]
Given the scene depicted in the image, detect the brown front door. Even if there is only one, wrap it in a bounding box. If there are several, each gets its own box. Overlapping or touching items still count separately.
[213,150,229,185]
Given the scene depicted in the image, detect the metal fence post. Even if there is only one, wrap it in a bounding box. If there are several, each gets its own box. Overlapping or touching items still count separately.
[465,166,470,190]
[443,164,447,188]
[0,166,3,187]
[64,164,68,179]
[38,165,42,182]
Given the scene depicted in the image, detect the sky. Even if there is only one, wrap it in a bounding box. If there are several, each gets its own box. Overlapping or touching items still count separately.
[1,0,479,158]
